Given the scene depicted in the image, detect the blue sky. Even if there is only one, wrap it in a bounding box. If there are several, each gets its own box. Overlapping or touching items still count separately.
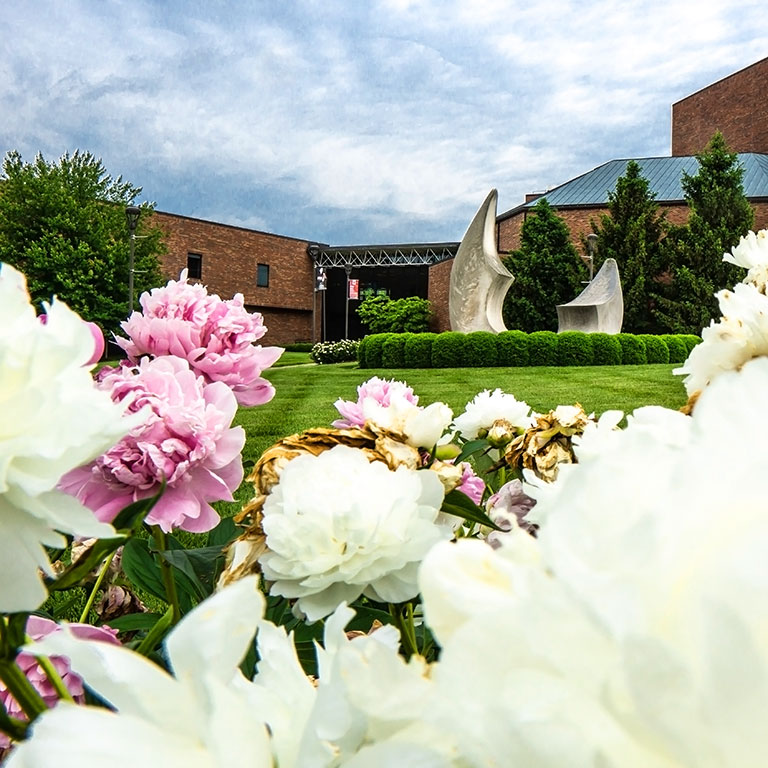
[1,1,766,245]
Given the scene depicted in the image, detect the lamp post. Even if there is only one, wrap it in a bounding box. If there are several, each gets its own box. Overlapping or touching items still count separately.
[585,233,598,282]
[344,264,352,339]
[125,205,141,312]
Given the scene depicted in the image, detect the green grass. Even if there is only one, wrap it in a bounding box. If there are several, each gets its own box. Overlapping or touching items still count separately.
[271,350,312,367]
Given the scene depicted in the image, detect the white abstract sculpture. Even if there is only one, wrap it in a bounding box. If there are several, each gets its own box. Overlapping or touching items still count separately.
[449,189,514,333]
[556,258,624,334]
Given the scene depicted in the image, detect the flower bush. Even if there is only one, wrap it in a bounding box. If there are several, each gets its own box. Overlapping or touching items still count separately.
[4,230,768,766]
[310,338,359,364]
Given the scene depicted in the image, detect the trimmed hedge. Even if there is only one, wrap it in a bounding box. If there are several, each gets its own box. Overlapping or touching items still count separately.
[528,331,558,366]
[616,333,647,365]
[381,333,411,368]
[556,331,593,367]
[356,330,695,369]
[496,330,529,367]
[660,334,687,364]
[464,331,498,367]
[432,332,466,368]
[590,333,622,366]
[639,334,670,364]
[404,333,436,368]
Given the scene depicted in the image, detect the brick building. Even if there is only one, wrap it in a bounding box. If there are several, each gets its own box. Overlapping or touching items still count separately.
[152,56,768,341]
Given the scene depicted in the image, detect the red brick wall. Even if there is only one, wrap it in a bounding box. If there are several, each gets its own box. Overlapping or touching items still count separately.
[672,58,768,156]
[150,211,317,345]
[428,259,453,332]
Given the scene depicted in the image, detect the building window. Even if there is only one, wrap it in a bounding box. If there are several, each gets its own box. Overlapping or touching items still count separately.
[187,252,202,279]
[257,263,270,287]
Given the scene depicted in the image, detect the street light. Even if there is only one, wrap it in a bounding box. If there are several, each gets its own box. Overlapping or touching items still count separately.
[125,205,141,312]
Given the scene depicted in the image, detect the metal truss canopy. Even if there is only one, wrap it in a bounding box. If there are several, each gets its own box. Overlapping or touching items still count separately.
[308,242,459,268]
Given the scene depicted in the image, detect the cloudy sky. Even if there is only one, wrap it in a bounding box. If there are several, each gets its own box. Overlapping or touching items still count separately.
[1,1,766,245]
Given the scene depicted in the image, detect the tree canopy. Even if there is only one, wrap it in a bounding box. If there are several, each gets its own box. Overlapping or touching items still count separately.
[653,132,754,334]
[588,160,668,334]
[0,150,165,334]
[502,198,586,333]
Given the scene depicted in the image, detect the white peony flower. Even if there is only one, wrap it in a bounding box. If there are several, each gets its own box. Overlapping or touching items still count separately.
[452,388,535,442]
[675,282,768,395]
[6,577,272,767]
[723,229,768,292]
[258,444,451,621]
[362,391,453,449]
[0,264,134,612]
[419,357,768,767]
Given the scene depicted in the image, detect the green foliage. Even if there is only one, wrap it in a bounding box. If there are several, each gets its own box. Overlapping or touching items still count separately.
[356,295,433,334]
[0,150,165,334]
[527,330,558,366]
[284,342,314,352]
[496,330,529,367]
[616,333,647,365]
[431,332,466,368]
[310,339,359,364]
[356,336,368,367]
[363,333,390,368]
[464,331,498,367]
[502,199,587,332]
[382,333,411,368]
[589,333,622,366]
[653,132,755,334]
[678,334,702,355]
[587,160,668,334]
[639,334,670,364]
[660,335,687,364]
[555,331,593,366]
[404,333,436,368]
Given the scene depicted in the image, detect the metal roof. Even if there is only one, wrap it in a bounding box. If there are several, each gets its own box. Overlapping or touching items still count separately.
[500,153,768,216]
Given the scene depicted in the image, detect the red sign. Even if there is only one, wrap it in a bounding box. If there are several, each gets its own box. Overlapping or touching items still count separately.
[348,279,359,299]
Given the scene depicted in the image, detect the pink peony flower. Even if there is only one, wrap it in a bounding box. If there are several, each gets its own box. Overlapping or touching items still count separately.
[0,617,119,748]
[59,356,245,533]
[456,462,485,505]
[332,376,419,429]
[38,316,104,366]
[115,271,283,406]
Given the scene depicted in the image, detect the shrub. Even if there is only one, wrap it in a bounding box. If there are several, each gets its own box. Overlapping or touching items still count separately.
[496,330,529,367]
[357,295,433,334]
[616,333,647,365]
[364,333,390,368]
[310,339,360,364]
[431,332,466,368]
[661,334,687,364]
[381,333,411,368]
[404,333,436,368]
[284,342,314,352]
[589,333,622,366]
[639,334,670,364]
[527,331,558,366]
[357,336,368,367]
[679,334,702,355]
[464,331,498,367]
[556,331,593,366]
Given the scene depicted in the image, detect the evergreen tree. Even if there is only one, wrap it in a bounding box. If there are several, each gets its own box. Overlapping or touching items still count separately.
[653,132,754,333]
[502,199,586,332]
[0,150,165,334]
[588,160,668,333]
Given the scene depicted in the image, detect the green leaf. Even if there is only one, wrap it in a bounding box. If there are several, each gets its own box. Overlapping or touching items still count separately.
[157,547,224,602]
[206,516,238,548]
[454,439,489,465]
[102,613,164,631]
[112,485,166,532]
[121,538,167,603]
[442,489,501,530]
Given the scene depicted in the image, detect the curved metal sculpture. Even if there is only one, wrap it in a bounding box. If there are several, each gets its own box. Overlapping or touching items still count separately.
[556,258,624,334]
[449,189,514,333]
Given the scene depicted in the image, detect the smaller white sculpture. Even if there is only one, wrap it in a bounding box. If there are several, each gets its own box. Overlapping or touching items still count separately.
[449,189,514,333]
[556,258,624,334]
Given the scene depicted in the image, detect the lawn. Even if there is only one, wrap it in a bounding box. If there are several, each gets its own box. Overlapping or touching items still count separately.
[218,361,688,516]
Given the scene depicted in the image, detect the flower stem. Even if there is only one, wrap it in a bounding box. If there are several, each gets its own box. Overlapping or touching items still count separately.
[78,550,116,624]
[27,639,74,704]
[152,527,181,625]
[0,697,28,742]
[388,603,419,658]
[0,659,47,721]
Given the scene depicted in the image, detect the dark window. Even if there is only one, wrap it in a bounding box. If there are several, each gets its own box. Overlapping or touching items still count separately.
[257,263,270,287]
[187,252,202,279]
